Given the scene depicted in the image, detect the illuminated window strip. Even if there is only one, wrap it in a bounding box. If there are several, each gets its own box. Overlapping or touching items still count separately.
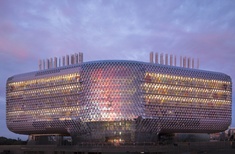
[145,72,230,85]
[144,94,231,105]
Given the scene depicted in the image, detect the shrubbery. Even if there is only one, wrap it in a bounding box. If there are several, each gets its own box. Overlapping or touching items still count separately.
[0,137,26,145]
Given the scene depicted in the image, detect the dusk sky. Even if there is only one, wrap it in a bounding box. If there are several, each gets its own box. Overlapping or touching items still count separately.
[0,0,235,140]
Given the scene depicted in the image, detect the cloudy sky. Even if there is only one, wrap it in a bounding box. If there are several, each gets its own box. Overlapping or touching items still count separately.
[0,0,235,140]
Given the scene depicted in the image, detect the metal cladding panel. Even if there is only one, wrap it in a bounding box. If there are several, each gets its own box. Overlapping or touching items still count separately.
[79,61,144,122]
[6,60,232,142]
[141,63,231,134]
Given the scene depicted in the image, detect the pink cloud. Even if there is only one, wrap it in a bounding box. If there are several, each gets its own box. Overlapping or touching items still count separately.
[0,37,31,60]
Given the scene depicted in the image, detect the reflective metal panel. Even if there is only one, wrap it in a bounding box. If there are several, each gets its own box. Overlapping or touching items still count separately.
[6,60,232,142]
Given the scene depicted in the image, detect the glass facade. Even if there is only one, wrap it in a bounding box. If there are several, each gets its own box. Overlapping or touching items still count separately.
[6,60,232,142]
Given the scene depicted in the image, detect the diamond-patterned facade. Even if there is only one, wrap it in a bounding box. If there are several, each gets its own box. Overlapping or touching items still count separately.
[6,60,232,143]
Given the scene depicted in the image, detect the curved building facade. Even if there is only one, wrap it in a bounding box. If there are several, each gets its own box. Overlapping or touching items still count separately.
[6,60,232,143]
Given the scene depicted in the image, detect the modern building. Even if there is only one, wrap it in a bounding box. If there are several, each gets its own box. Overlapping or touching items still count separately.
[6,53,232,144]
